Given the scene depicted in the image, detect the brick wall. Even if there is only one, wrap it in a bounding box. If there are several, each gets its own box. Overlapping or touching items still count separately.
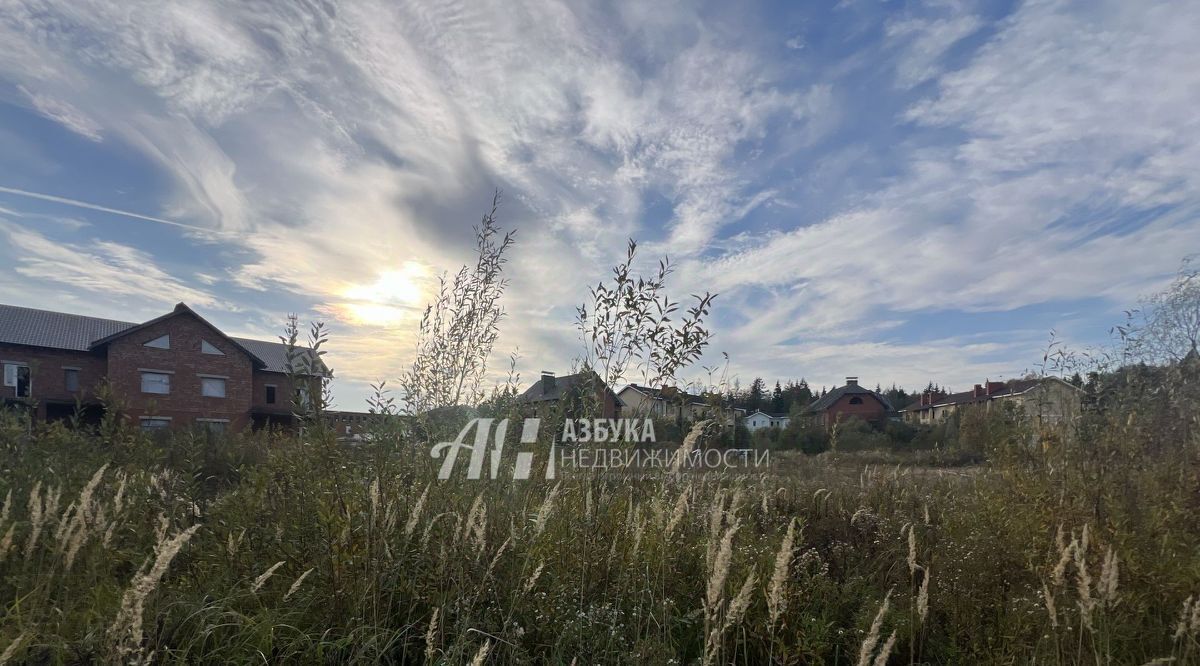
[251,370,295,414]
[0,344,107,420]
[103,312,255,430]
[821,394,888,427]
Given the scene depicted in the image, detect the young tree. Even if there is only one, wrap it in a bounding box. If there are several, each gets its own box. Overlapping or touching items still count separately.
[400,192,515,415]
[1122,257,1200,364]
[577,239,716,389]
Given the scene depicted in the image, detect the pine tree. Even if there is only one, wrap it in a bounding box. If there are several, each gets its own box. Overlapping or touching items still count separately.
[771,381,786,413]
[748,377,766,412]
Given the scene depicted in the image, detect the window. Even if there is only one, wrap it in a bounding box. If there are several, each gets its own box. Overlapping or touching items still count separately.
[849,396,863,405]
[140,417,171,431]
[4,363,31,398]
[296,386,310,408]
[200,376,227,398]
[140,372,171,395]
[201,340,224,355]
[64,368,80,392]
[265,385,277,404]
[144,334,170,349]
[197,419,228,433]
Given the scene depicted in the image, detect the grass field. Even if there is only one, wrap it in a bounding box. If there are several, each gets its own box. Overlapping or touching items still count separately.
[1,399,1198,665]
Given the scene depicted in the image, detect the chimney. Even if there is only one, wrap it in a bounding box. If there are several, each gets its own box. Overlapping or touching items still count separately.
[541,371,556,395]
[845,377,858,386]
[985,380,1005,396]
[973,384,984,398]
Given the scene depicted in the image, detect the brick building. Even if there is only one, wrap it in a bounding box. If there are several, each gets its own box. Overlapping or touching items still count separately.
[804,377,893,428]
[0,302,325,431]
[899,377,1083,427]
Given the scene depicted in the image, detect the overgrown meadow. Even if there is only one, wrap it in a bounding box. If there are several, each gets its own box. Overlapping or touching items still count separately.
[1,203,1198,664]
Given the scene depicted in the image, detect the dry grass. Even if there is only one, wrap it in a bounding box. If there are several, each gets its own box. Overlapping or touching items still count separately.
[0,405,1197,664]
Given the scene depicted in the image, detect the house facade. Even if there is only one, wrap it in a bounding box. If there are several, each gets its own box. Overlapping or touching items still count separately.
[616,384,743,425]
[804,377,893,428]
[517,371,623,419]
[900,377,1083,427]
[0,302,323,431]
[744,410,789,431]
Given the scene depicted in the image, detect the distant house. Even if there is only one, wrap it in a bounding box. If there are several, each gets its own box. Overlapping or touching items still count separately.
[900,377,1082,427]
[745,410,789,431]
[0,302,326,432]
[517,371,622,419]
[805,377,893,428]
[616,384,743,425]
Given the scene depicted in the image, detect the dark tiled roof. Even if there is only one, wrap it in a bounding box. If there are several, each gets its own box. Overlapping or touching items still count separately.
[0,304,134,351]
[519,372,620,404]
[0,303,317,374]
[233,336,324,375]
[806,382,893,412]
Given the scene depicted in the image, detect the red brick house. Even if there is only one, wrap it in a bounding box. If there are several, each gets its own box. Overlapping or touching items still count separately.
[804,377,893,428]
[0,302,325,432]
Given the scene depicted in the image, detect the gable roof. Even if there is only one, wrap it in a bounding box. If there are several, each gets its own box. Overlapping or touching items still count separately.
[806,382,893,413]
[519,371,622,405]
[89,303,268,369]
[0,302,320,374]
[747,410,790,419]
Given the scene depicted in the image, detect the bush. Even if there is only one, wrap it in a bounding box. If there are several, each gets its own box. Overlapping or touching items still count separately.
[830,417,891,452]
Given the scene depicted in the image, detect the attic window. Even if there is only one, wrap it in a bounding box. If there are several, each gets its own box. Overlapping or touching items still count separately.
[849,396,864,405]
[144,335,170,349]
[201,340,224,355]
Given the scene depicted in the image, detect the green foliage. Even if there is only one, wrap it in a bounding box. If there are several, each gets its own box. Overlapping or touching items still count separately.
[0,398,1198,664]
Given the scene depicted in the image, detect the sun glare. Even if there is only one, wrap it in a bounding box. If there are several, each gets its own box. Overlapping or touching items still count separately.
[337,262,428,326]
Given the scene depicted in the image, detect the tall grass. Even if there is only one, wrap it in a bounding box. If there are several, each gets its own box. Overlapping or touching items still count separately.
[0,405,1197,663]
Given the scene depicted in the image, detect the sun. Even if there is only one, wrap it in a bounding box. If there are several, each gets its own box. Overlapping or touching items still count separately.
[337,262,428,326]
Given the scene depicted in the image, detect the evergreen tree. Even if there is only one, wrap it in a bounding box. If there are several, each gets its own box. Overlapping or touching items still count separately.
[748,377,766,412]
[771,381,786,413]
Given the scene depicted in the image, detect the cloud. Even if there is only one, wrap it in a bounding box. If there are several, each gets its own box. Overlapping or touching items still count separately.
[675,0,1200,384]
[19,86,103,141]
[1,0,1198,409]
[886,10,982,88]
[0,221,221,309]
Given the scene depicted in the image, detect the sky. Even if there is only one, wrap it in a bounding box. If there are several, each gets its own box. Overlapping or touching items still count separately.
[0,0,1198,409]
